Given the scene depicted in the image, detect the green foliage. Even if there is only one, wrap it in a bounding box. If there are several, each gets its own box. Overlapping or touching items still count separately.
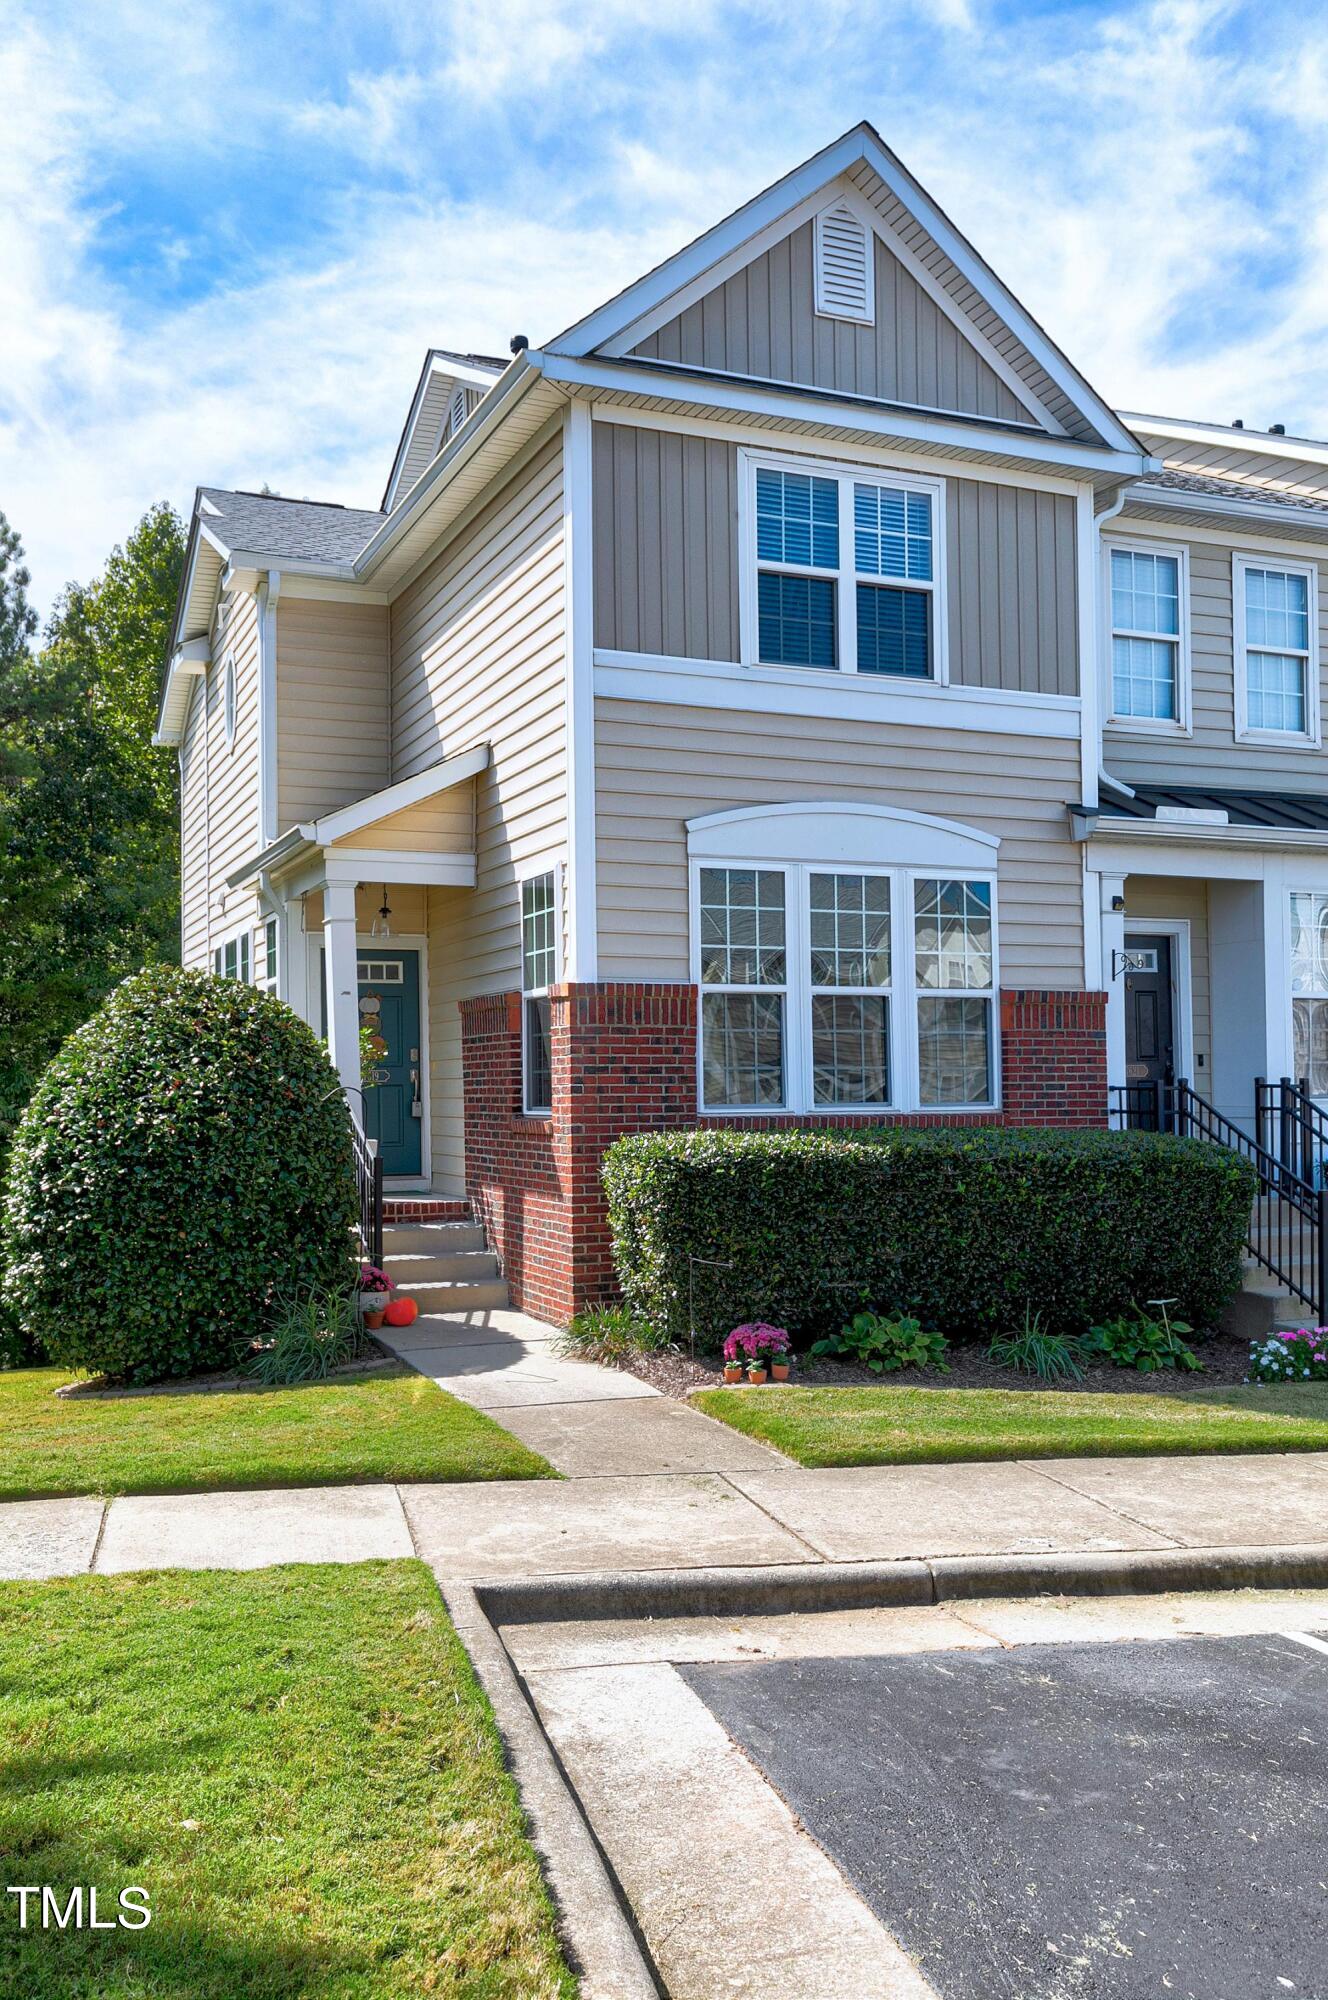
[809,1310,950,1375]
[602,1126,1256,1347]
[987,1309,1085,1382]
[1084,1301,1202,1373]
[0,505,185,1152]
[243,1288,363,1386]
[1,967,359,1383]
[555,1305,671,1364]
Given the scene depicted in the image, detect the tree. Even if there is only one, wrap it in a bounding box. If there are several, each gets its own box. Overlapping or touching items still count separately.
[0,505,185,1151]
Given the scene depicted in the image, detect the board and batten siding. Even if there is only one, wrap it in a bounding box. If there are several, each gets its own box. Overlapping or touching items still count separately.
[388,425,567,1193]
[632,224,1033,423]
[593,697,1084,988]
[593,423,1078,697]
[1105,530,1328,790]
[275,598,389,828]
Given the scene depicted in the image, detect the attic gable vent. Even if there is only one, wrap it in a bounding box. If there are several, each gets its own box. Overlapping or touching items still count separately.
[448,385,471,437]
[814,202,874,325]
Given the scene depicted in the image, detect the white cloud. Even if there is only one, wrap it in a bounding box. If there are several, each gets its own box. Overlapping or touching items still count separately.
[6,0,1328,619]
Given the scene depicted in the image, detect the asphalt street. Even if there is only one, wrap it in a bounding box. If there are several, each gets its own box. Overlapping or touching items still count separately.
[684,1629,1328,1999]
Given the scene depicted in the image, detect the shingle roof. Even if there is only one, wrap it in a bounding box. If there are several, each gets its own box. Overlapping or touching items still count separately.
[431,347,506,373]
[199,487,386,565]
[1137,470,1328,516]
[1104,783,1328,832]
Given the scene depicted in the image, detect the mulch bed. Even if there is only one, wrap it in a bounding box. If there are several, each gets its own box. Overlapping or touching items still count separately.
[613,1334,1258,1400]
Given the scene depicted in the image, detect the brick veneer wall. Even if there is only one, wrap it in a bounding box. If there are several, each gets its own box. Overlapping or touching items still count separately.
[461,982,1107,1322]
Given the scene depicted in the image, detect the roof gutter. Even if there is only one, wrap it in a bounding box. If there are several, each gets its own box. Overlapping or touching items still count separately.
[1127,483,1328,536]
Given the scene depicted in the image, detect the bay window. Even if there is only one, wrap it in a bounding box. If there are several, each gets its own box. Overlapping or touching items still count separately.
[746,452,945,681]
[1236,557,1318,743]
[696,860,996,1113]
[1291,891,1328,1099]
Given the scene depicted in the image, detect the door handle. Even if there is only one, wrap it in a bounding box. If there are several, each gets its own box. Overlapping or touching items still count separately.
[410,1067,422,1119]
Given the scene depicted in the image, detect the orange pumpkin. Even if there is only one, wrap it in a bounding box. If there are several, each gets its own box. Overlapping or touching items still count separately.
[383,1296,418,1327]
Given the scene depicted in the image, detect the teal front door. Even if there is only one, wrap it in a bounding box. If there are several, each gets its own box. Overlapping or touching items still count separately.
[356,948,423,1179]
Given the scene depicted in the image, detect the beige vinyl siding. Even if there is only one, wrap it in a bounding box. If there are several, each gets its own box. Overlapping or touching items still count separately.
[333,791,474,855]
[205,592,261,934]
[178,676,209,969]
[276,599,389,828]
[594,697,1083,987]
[389,425,567,1192]
[633,224,1032,423]
[593,423,1078,695]
[1105,530,1328,789]
[1123,877,1211,1078]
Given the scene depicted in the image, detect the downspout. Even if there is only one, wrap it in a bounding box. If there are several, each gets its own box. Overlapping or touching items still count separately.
[257,569,281,851]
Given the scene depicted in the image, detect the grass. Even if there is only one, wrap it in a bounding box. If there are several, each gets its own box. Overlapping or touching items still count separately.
[0,1366,555,1500]
[693,1380,1328,1467]
[0,1562,576,1998]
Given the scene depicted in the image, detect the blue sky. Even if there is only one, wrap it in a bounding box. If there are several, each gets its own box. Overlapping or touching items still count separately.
[4,0,1328,618]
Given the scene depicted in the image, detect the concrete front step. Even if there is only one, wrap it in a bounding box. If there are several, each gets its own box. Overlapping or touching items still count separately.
[382,1250,502,1283]
[393,1277,511,1313]
[382,1222,486,1256]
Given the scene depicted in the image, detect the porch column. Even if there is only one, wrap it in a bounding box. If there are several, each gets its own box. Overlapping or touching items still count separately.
[323,875,362,1110]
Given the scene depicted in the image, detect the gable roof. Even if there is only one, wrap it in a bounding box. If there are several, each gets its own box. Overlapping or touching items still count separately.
[381,348,508,512]
[198,488,387,564]
[548,122,1141,456]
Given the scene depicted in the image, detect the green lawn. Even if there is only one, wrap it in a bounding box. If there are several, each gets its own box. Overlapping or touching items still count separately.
[693,1380,1328,1467]
[0,1366,554,1500]
[0,1562,575,1998]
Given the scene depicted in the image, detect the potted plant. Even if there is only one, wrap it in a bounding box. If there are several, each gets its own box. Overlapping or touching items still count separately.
[723,1321,792,1383]
[771,1354,792,1383]
[746,1359,768,1386]
[723,1358,744,1384]
[359,1263,394,1329]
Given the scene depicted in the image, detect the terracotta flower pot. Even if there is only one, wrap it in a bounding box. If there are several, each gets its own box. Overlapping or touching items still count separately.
[364,1309,386,1330]
[747,1367,767,1386]
[771,1362,790,1382]
[723,1363,743,1383]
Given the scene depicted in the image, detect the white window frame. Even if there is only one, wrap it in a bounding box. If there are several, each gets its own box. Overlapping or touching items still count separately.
[1289,889,1328,1101]
[691,857,998,1115]
[258,914,280,995]
[1103,535,1191,735]
[519,862,562,1117]
[737,448,949,686]
[1233,552,1320,748]
[212,922,252,984]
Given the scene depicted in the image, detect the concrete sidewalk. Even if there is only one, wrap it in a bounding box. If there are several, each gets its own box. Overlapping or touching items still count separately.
[5,1448,1328,1583]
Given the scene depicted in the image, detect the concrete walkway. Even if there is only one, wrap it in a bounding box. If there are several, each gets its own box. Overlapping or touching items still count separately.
[374,1305,787,1476]
[8,1449,1328,1583]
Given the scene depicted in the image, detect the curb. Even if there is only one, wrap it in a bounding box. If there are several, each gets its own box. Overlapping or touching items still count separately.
[472,1541,1328,1625]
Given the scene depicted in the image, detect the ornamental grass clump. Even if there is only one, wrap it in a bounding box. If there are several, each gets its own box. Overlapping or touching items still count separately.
[1247,1328,1328,1384]
[1,967,358,1383]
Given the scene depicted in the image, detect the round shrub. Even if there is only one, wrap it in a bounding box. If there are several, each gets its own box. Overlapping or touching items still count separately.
[1,967,358,1382]
[603,1126,1258,1347]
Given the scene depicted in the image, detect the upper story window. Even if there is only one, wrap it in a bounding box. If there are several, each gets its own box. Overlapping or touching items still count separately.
[1235,557,1319,745]
[1108,543,1187,730]
[213,926,251,983]
[521,870,557,1115]
[744,452,946,684]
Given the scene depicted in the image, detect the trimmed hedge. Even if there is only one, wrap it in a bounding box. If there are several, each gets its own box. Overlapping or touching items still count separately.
[602,1127,1257,1347]
[1,967,358,1382]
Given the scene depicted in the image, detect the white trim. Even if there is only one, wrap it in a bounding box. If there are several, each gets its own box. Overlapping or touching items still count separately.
[1123,482,1328,539]
[594,648,1080,738]
[1121,413,1328,469]
[517,860,562,1117]
[587,401,1083,495]
[551,123,1136,454]
[1101,533,1192,737]
[355,931,431,1190]
[276,575,392,606]
[257,569,280,848]
[562,399,598,980]
[1123,917,1194,1085]
[689,852,1000,1116]
[1116,506,1328,561]
[322,849,476,888]
[313,743,491,844]
[1233,552,1321,749]
[814,198,875,326]
[1076,488,1099,810]
[686,800,1000,861]
[540,352,1148,479]
[736,444,949,684]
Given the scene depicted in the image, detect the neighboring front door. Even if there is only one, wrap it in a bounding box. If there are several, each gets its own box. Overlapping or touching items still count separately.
[1123,933,1174,1128]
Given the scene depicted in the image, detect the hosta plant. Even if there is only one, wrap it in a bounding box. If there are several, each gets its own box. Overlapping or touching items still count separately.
[809,1310,949,1375]
[1084,1301,1201,1373]
[1247,1328,1328,1384]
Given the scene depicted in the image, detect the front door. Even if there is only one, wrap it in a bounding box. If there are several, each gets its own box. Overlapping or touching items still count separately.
[356,949,423,1179]
[1124,933,1174,1128]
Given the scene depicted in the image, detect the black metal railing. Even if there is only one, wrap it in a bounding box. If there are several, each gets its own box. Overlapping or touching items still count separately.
[1110,1077,1328,1320]
[1257,1076,1328,1195]
[351,1119,384,1269]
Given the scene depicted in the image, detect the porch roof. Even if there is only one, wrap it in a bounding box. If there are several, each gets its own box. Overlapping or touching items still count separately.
[1101,783,1328,833]
[225,742,489,892]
